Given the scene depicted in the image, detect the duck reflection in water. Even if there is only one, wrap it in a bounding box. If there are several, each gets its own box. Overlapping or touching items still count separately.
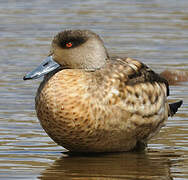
[39,150,177,180]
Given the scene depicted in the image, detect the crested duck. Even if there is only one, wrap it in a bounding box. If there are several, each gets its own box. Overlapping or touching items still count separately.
[23,30,182,152]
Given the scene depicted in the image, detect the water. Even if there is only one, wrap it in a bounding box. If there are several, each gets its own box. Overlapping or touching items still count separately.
[0,0,188,179]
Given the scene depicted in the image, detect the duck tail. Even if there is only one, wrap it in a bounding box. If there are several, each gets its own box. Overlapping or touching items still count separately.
[169,100,183,117]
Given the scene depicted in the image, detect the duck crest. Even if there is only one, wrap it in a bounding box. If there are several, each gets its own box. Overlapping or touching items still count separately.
[53,30,90,49]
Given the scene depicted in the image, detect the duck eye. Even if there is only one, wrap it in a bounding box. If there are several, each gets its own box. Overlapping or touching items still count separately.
[66,42,73,48]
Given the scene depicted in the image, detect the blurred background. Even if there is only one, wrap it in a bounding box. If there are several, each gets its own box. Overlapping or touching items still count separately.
[0,0,187,179]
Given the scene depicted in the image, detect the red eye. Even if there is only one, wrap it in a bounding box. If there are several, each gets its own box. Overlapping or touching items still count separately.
[66,42,72,48]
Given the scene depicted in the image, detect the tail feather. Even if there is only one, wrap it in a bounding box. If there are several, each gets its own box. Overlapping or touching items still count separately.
[169,100,183,117]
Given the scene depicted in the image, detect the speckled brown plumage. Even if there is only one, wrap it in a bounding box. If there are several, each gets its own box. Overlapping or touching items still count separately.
[36,58,169,152]
[26,30,182,152]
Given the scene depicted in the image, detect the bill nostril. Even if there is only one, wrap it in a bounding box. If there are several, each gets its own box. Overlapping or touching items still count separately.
[43,62,49,67]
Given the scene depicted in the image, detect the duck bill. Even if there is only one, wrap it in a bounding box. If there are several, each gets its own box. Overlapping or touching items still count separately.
[23,56,60,80]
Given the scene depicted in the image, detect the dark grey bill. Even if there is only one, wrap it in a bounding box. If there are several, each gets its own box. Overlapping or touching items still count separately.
[23,56,60,80]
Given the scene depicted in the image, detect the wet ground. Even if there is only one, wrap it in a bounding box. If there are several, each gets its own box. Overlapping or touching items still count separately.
[0,0,188,179]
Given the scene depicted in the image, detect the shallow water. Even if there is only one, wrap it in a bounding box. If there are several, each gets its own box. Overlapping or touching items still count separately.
[0,0,188,179]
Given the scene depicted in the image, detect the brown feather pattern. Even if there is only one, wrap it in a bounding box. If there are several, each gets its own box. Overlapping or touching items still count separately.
[36,57,170,152]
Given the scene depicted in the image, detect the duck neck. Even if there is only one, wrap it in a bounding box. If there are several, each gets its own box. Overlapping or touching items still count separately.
[82,38,109,70]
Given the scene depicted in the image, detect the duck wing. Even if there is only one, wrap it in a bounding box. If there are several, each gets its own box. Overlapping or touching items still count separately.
[103,57,182,117]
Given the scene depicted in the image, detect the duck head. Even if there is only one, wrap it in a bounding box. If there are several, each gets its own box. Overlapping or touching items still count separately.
[23,30,109,80]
